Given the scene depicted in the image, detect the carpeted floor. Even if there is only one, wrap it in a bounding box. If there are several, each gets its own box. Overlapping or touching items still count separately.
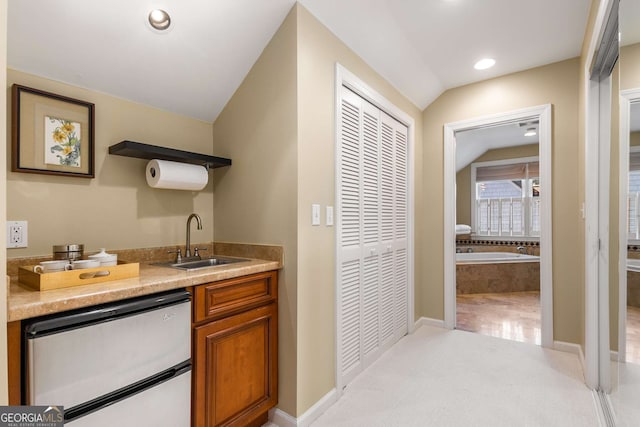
[306,325,599,427]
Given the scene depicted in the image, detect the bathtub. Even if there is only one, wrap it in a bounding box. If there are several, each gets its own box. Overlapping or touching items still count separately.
[456,251,540,294]
[628,258,640,272]
[627,259,640,307]
[456,252,540,264]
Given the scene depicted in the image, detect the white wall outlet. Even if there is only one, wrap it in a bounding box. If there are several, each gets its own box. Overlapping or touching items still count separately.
[7,221,28,248]
[326,206,334,226]
[312,204,321,226]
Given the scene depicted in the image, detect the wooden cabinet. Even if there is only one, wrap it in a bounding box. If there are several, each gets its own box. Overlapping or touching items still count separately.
[192,271,278,427]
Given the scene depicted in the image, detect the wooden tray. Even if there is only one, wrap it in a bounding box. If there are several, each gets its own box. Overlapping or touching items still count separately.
[18,261,140,291]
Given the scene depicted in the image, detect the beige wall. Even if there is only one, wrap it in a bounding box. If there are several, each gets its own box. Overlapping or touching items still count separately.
[211,7,299,415]
[621,43,640,91]
[211,3,424,416]
[6,70,214,258]
[295,4,423,415]
[456,144,539,225]
[422,58,583,344]
[0,0,8,404]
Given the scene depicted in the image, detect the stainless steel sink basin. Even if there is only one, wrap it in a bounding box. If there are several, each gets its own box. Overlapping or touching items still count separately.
[153,256,249,271]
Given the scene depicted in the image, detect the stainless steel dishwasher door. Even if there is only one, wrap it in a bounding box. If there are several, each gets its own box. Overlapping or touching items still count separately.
[24,290,191,425]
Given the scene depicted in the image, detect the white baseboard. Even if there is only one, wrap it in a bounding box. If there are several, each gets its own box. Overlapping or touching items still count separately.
[553,340,586,378]
[414,316,445,330]
[270,408,297,427]
[270,388,338,427]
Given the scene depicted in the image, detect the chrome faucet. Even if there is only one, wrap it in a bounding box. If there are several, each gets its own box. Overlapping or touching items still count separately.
[517,246,527,255]
[185,213,202,259]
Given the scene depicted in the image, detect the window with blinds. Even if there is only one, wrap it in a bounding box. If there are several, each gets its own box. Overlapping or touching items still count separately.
[472,158,540,237]
[628,150,640,240]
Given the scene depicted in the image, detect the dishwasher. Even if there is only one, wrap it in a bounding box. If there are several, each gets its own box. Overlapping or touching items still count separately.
[22,289,192,426]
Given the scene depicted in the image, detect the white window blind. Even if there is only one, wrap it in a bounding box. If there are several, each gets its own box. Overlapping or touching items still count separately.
[476,161,539,182]
[472,158,540,237]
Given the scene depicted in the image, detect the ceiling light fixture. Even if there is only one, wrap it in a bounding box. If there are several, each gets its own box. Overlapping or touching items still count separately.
[474,58,496,70]
[148,9,171,31]
[524,128,537,137]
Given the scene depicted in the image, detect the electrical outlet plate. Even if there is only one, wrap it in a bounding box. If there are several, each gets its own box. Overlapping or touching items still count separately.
[7,221,28,248]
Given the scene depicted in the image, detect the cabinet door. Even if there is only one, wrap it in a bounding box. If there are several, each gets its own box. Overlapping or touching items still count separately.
[193,303,277,427]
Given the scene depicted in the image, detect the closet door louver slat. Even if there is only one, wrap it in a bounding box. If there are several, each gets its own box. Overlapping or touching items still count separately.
[337,86,408,389]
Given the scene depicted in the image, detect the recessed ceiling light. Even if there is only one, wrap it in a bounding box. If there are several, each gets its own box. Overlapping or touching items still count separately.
[474,58,496,70]
[148,9,171,31]
[524,128,537,137]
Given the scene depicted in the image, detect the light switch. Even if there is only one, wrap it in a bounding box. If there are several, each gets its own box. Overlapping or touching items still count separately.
[326,206,334,226]
[312,204,321,226]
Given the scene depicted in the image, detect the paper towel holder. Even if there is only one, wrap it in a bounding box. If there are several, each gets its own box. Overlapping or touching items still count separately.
[108,140,231,169]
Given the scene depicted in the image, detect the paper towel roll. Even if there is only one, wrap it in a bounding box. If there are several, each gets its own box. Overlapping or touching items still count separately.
[146,159,208,190]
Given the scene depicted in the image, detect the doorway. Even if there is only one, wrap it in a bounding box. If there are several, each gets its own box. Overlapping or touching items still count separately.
[618,89,640,365]
[454,124,542,344]
[443,105,553,348]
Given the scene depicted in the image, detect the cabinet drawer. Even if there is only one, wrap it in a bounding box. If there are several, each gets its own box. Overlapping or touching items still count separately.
[193,271,277,323]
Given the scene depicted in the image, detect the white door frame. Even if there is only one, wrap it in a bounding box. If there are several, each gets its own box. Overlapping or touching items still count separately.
[618,89,640,364]
[583,0,617,391]
[334,63,415,395]
[443,104,553,348]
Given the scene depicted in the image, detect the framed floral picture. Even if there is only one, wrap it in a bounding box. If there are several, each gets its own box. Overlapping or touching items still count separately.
[11,84,95,178]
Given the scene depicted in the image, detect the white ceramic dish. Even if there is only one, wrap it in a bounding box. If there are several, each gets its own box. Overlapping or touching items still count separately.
[70,259,101,270]
[33,260,72,273]
[88,248,118,266]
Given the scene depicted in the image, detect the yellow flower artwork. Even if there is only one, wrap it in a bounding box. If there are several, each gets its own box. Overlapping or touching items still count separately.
[44,115,81,167]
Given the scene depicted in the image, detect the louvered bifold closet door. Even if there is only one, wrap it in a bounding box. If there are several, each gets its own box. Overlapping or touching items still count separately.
[337,86,409,389]
[381,112,409,339]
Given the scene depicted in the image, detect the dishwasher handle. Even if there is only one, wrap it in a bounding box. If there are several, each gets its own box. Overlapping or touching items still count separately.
[24,289,191,338]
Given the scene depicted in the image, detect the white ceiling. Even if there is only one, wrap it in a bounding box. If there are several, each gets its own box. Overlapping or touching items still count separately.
[300,0,591,111]
[8,0,296,123]
[621,0,640,47]
[7,0,593,124]
[456,122,539,172]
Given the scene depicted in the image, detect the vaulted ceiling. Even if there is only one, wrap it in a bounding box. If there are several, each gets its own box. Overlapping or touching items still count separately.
[8,0,592,123]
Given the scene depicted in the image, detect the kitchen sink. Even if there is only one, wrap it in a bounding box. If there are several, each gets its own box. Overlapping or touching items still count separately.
[154,256,249,271]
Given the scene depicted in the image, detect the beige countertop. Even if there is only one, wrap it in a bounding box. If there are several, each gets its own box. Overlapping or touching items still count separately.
[7,242,283,322]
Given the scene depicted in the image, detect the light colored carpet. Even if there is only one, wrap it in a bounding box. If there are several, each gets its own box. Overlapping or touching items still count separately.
[305,325,599,427]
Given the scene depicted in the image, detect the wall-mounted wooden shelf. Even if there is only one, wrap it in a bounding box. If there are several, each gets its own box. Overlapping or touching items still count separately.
[108,140,231,169]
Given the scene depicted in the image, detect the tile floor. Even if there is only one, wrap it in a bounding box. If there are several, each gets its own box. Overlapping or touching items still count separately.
[456,291,541,345]
[455,291,640,363]
[626,305,640,364]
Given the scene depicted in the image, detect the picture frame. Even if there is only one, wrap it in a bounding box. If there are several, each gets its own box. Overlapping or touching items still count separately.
[12,84,95,178]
